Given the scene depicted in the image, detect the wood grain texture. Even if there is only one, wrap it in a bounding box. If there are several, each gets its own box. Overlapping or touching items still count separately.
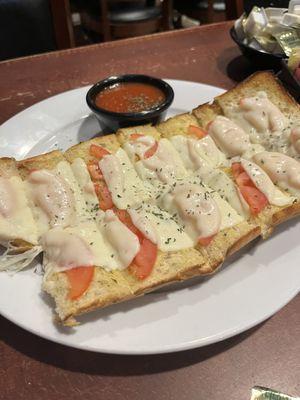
[0,21,299,400]
[0,22,255,125]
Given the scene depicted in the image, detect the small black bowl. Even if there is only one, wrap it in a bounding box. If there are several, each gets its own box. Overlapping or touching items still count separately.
[86,74,174,133]
[230,26,286,71]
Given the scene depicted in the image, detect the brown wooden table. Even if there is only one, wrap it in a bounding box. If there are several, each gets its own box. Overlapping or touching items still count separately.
[0,22,299,400]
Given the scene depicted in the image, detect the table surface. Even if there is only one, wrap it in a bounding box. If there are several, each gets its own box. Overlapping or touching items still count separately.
[0,21,299,400]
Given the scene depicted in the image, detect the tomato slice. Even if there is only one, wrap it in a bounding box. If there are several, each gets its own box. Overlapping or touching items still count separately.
[231,162,244,178]
[87,160,103,181]
[114,208,144,242]
[130,238,157,280]
[94,183,113,210]
[188,125,207,139]
[239,185,269,215]
[144,141,158,159]
[198,235,215,246]
[232,162,269,215]
[65,266,95,300]
[90,144,110,159]
[236,171,252,187]
[130,133,144,140]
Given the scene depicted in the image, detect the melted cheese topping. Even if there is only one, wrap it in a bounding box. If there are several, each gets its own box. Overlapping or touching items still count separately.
[42,227,94,270]
[103,210,140,267]
[241,143,266,160]
[253,151,300,197]
[0,176,38,245]
[71,158,102,221]
[128,203,194,251]
[162,182,222,242]
[224,91,289,149]
[43,217,140,272]
[190,158,249,218]
[136,138,187,185]
[208,116,251,157]
[240,92,288,134]
[27,166,76,232]
[55,161,93,222]
[170,135,228,170]
[99,148,152,209]
[123,135,156,160]
[240,158,294,206]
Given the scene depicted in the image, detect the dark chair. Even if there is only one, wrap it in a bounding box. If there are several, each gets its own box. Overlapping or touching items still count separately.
[0,0,74,61]
[79,0,173,42]
[226,0,290,19]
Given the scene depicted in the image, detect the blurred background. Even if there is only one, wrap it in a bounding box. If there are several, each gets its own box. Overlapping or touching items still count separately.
[0,0,290,61]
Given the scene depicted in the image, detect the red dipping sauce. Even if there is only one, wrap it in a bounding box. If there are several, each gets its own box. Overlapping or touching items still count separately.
[95,82,165,113]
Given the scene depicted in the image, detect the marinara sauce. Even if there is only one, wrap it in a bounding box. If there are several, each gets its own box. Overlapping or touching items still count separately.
[95,82,165,113]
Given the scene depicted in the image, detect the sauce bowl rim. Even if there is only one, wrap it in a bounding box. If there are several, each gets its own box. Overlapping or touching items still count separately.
[86,74,174,119]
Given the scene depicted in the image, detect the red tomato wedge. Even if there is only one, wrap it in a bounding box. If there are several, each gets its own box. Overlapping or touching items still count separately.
[239,186,269,215]
[94,183,113,210]
[87,160,103,181]
[231,162,244,178]
[198,235,215,246]
[89,144,110,159]
[144,141,158,159]
[231,162,269,215]
[114,209,144,242]
[130,238,157,280]
[188,125,207,139]
[65,266,95,300]
[130,133,144,140]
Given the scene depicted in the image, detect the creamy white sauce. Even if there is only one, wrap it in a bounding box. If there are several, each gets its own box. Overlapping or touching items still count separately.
[170,135,228,170]
[241,143,266,160]
[128,203,194,251]
[99,148,152,209]
[42,219,140,272]
[223,91,291,152]
[208,116,251,157]
[124,135,156,160]
[240,92,288,133]
[240,158,293,206]
[139,138,187,185]
[103,210,140,267]
[191,159,250,218]
[0,176,38,245]
[162,183,221,242]
[42,228,94,270]
[127,208,157,244]
[55,160,96,222]
[28,168,75,229]
[253,151,300,197]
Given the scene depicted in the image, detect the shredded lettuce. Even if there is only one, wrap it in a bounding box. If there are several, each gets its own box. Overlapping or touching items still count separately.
[0,244,43,273]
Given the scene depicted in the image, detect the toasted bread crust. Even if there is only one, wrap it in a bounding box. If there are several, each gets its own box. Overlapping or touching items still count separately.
[64,134,120,163]
[0,157,19,178]
[17,150,65,179]
[192,102,223,128]
[215,71,300,117]
[157,112,199,138]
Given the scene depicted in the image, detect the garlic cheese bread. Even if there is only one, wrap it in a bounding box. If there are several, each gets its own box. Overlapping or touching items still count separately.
[0,71,299,326]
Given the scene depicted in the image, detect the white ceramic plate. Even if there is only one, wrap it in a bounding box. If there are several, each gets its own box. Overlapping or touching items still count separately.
[0,80,299,355]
